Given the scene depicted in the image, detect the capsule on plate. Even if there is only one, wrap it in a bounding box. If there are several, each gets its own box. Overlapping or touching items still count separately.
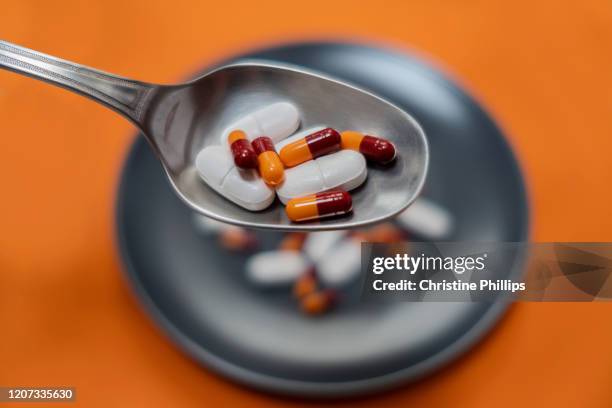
[220,101,300,144]
[279,127,341,167]
[219,227,258,251]
[276,150,367,204]
[292,268,318,299]
[365,222,405,243]
[246,250,311,286]
[301,289,338,315]
[341,131,396,164]
[195,145,275,211]
[252,136,285,186]
[278,232,308,251]
[228,130,258,169]
[396,198,453,240]
[285,190,352,222]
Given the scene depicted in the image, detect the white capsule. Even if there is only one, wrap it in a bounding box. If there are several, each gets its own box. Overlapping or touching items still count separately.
[317,238,362,287]
[246,250,311,286]
[396,198,453,240]
[274,125,326,151]
[220,102,300,144]
[276,150,367,204]
[195,145,275,211]
[302,230,346,262]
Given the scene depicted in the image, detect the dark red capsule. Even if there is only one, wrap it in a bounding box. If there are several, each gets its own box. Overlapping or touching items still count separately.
[251,136,275,154]
[341,131,397,164]
[360,135,397,164]
[228,130,258,169]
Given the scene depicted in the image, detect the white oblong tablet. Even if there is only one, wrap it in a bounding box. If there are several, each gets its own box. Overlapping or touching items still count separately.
[317,150,367,192]
[195,145,275,211]
[316,238,362,287]
[275,160,323,203]
[222,168,276,211]
[257,102,300,141]
[302,230,346,262]
[396,198,454,240]
[276,150,368,204]
[220,102,300,144]
[224,115,260,142]
[246,250,311,286]
[275,125,326,151]
[195,145,234,186]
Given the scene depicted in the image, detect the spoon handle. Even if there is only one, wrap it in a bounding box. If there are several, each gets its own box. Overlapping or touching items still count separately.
[0,40,155,125]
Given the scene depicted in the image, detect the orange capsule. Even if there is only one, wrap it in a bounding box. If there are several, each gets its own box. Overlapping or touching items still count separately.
[366,223,405,243]
[219,227,258,251]
[365,223,407,253]
[228,130,258,169]
[285,190,352,222]
[349,230,370,243]
[251,136,285,186]
[292,268,318,299]
[341,131,396,164]
[278,232,307,251]
[300,290,338,315]
[279,127,341,167]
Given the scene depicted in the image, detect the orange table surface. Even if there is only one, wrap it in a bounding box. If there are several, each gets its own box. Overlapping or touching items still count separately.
[1,1,612,407]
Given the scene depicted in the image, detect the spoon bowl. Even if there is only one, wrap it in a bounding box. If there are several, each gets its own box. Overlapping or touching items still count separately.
[0,42,428,230]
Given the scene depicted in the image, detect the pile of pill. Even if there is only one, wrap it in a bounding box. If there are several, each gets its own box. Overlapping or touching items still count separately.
[195,101,397,222]
[192,197,454,316]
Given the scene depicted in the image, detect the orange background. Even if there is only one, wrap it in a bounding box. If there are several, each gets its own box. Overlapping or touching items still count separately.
[1,1,612,407]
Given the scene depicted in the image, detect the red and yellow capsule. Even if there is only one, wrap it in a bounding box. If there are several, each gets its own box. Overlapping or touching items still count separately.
[251,136,285,186]
[285,190,352,222]
[228,130,258,169]
[340,131,396,164]
[279,127,341,167]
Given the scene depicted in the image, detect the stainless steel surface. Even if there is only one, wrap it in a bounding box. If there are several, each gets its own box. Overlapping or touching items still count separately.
[117,42,529,398]
[0,40,428,231]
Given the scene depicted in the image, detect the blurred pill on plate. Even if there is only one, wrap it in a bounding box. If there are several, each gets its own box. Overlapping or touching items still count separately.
[300,289,338,316]
[349,230,370,243]
[365,222,405,243]
[302,230,346,262]
[292,269,318,299]
[219,228,258,251]
[192,214,231,235]
[246,250,310,286]
[278,232,308,251]
[316,237,362,287]
[396,198,453,240]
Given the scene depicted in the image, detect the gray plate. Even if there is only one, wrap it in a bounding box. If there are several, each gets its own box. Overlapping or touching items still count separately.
[116,42,528,398]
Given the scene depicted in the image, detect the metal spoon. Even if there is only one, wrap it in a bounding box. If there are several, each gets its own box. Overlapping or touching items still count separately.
[0,40,428,231]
